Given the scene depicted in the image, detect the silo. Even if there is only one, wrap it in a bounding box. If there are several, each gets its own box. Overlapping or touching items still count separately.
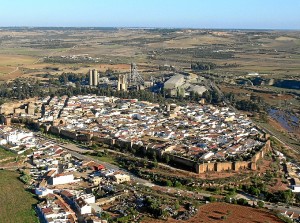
[89,69,93,86]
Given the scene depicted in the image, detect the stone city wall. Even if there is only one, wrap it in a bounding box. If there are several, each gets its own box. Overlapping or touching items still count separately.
[196,140,271,173]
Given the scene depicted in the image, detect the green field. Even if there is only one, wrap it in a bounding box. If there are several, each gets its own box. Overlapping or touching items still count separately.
[88,154,118,165]
[0,147,16,164]
[0,170,38,223]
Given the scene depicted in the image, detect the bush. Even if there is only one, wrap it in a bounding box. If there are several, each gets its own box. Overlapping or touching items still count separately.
[208,196,217,202]
[224,195,231,203]
[174,200,180,210]
[257,200,264,208]
[19,173,31,185]
[227,188,237,196]
[221,215,228,220]
[276,213,293,223]
[165,180,173,187]
[174,181,182,188]
[237,198,248,206]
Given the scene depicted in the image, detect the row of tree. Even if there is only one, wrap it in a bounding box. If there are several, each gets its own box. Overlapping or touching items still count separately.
[0,78,44,100]
[191,62,217,71]
[0,73,266,114]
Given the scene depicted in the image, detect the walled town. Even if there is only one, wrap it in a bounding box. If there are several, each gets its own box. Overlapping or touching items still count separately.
[1,94,300,222]
[1,94,269,172]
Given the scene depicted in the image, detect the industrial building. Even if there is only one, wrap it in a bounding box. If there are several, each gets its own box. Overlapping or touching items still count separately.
[26,102,35,115]
[164,74,185,90]
[188,85,207,96]
[89,69,98,86]
[117,74,127,91]
[164,74,185,97]
[164,73,207,97]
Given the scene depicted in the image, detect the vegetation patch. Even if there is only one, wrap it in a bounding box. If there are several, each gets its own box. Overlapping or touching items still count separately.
[0,170,38,223]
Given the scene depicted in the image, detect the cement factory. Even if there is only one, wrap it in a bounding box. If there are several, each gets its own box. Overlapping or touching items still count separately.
[88,63,148,91]
[88,63,208,98]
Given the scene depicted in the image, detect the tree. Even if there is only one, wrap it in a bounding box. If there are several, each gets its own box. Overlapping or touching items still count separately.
[100,212,111,221]
[174,181,182,188]
[191,62,217,71]
[153,160,158,168]
[249,186,260,197]
[257,200,264,208]
[227,188,237,196]
[19,173,31,185]
[225,92,235,103]
[235,100,260,112]
[237,198,248,206]
[174,200,180,210]
[225,195,231,203]
[202,90,212,103]
[279,190,294,204]
[221,215,228,220]
[208,196,216,202]
[165,179,173,187]
[211,90,222,104]
[165,154,170,164]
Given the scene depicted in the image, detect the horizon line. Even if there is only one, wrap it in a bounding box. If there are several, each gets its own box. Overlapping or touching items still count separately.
[0,26,299,31]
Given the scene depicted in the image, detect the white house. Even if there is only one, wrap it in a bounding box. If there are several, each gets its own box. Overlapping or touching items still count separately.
[75,197,92,215]
[35,187,54,197]
[51,173,76,185]
[111,174,131,184]
[291,185,300,192]
[4,130,33,145]
[80,193,96,204]
[201,152,214,160]
[0,138,7,145]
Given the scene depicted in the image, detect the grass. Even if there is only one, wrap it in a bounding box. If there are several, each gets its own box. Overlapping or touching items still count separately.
[0,147,16,162]
[0,170,38,223]
[89,154,118,165]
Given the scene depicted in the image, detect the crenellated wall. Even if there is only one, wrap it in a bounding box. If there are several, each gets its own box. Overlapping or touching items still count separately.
[169,155,198,169]
[196,162,216,173]
[216,162,233,172]
[114,139,133,149]
[60,129,77,140]
[43,121,271,175]
[195,140,271,174]
[49,126,61,135]
[234,161,250,170]
[93,136,113,145]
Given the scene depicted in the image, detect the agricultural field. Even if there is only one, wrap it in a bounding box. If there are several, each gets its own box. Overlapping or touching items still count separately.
[188,202,284,223]
[0,28,299,81]
[0,27,299,154]
[0,170,38,223]
[143,202,284,223]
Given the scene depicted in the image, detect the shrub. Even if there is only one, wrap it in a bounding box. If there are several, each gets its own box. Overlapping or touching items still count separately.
[257,200,264,208]
[237,198,248,206]
[208,196,216,202]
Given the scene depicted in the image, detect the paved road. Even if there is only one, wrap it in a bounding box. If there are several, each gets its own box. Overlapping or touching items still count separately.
[265,203,300,215]
[36,133,300,212]
[36,134,155,187]
[235,190,300,215]
[255,121,299,155]
[36,134,214,197]
[63,149,155,187]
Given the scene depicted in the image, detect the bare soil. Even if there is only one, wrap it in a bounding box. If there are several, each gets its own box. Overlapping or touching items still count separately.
[142,202,283,223]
